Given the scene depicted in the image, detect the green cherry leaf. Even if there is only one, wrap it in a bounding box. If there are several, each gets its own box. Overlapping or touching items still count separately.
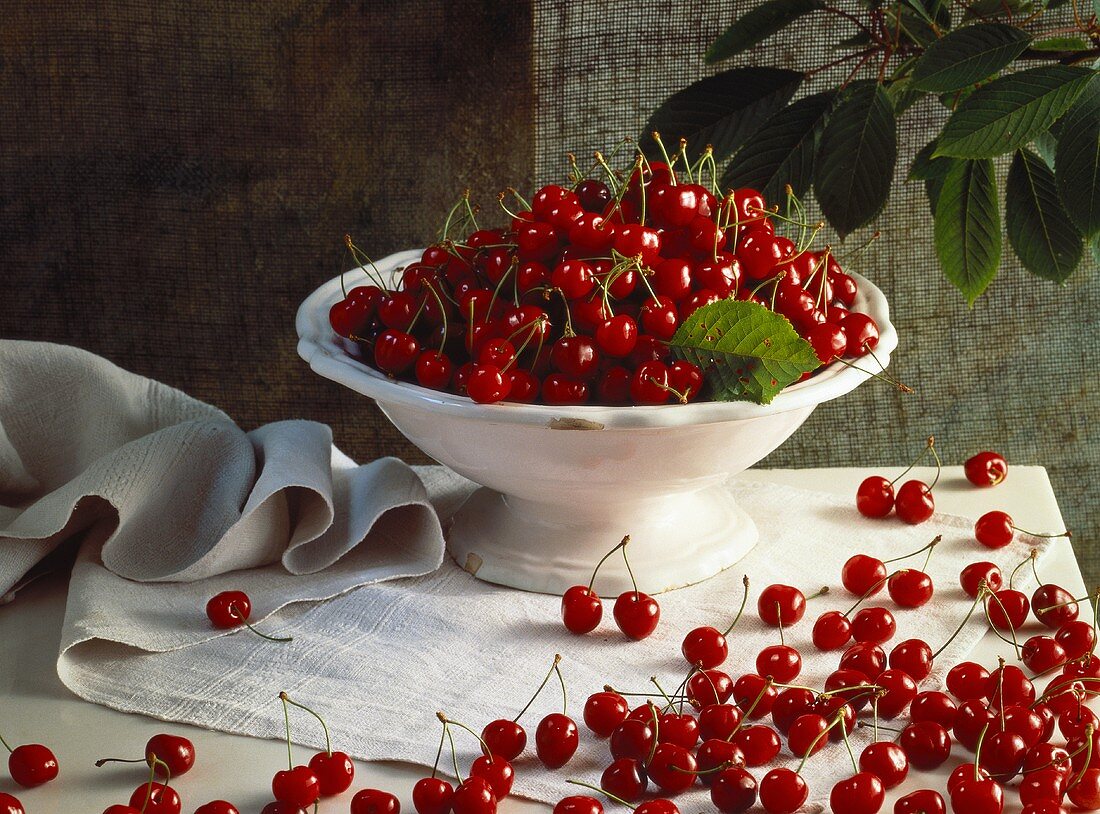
[640,67,803,162]
[667,299,820,405]
[934,158,1002,304]
[935,65,1094,159]
[706,0,824,63]
[908,23,1032,93]
[814,82,897,238]
[1055,77,1100,238]
[720,91,836,202]
[909,138,956,181]
[1029,36,1092,52]
[1006,148,1084,283]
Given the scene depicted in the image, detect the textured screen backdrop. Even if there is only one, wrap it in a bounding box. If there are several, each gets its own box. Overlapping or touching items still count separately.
[1,1,1096,579]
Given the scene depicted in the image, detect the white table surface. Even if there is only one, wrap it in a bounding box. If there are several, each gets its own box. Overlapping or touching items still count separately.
[0,466,1080,814]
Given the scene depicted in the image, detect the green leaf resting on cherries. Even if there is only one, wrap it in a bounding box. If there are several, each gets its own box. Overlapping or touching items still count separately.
[641,68,803,163]
[934,158,1002,304]
[934,66,1094,158]
[1006,148,1084,283]
[908,23,1032,93]
[667,300,821,405]
[814,82,897,239]
[720,91,836,202]
[705,0,824,63]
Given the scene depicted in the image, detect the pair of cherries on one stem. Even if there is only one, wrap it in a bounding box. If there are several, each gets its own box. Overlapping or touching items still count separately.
[561,536,660,640]
[856,436,942,524]
[264,692,354,811]
[96,733,201,814]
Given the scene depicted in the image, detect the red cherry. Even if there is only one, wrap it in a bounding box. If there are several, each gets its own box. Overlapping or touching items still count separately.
[949,776,1004,814]
[757,585,807,627]
[1018,768,1068,807]
[975,511,1016,548]
[787,713,829,758]
[954,700,999,751]
[830,772,885,814]
[308,750,355,796]
[899,721,952,770]
[260,804,306,814]
[895,480,935,524]
[695,738,745,784]
[614,224,661,265]
[535,713,578,769]
[733,725,781,766]
[613,591,660,640]
[851,606,896,645]
[961,562,1003,597]
[1034,584,1079,629]
[812,610,852,650]
[732,673,778,718]
[965,451,1008,487]
[770,688,815,733]
[639,296,680,340]
[103,807,141,814]
[710,766,757,813]
[895,789,946,814]
[8,744,58,788]
[272,766,321,809]
[450,777,497,814]
[206,590,252,629]
[630,361,670,404]
[758,767,807,814]
[987,589,1030,631]
[987,664,1035,709]
[128,783,181,814]
[842,553,888,595]
[555,796,604,814]
[576,179,612,212]
[950,764,993,794]
[948,662,992,701]
[840,312,880,356]
[194,804,240,814]
[561,586,602,634]
[806,322,847,364]
[470,755,514,799]
[911,691,959,728]
[668,360,703,402]
[351,789,400,814]
[860,741,909,789]
[877,669,918,718]
[656,713,700,748]
[600,757,648,802]
[374,330,420,375]
[1057,620,1097,658]
[610,717,655,761]
[481,719,526,761]
[634,801,678,814]
[583,691,628,738]
[413,777,454,814]
[756,644,801,683]
[0,797,23,814]
[466,363,511,404]
[542,374,589,405]
[697,704,743,744]
[737,230,788,281]
[377,292,417,330]
[839,642,887,681]
[1068,768,1100,809]
[595,315,638,358]
[889,638,934,681]
[682,626,728,669]
[978,731,1027,781]
[686,669,734,708]
[647,742,697,793]
[888,568,934,608]
[415,351,454,390]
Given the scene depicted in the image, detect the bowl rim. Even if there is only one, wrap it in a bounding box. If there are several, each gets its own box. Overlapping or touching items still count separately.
[296,248,899,429]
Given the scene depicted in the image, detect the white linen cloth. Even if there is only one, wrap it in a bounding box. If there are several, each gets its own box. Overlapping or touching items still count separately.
[0,340,446,608]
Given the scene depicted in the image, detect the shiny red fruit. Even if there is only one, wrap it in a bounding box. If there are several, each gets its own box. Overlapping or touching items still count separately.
[351,789,400,814]
[965,451,1008,487]
[561,585,602,634]
[308,750,355,796]
[8,744,58,788]
[535,713,578,769]
[613,591,660,639]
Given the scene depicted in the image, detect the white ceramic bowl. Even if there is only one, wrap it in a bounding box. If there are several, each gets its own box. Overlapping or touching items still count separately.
[297,249,898,595]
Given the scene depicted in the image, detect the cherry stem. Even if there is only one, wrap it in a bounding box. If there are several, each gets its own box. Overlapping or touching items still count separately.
[777,605,786,647]
[280,693,295,770]
[983,590,1022,657]
[883,535,941,565]
[1035,589,1095,612]
[0,732,13,754]
[1031,549,1043,586]
[139,754,171,814]
[437,713,494,760]
[650,132,677,186]
[229,604,292,643]
[429,720,446,779]
[720,575,751,636]
[839,707,859,774]
[889,437,935,487]
[445,724,463,783]
[650,676,675,711]
[1070,725,1096,791]
[727,679,774,739]
[621,538,640,599]
[1014,526,1071,539]
[514,654,563,723]
[646,703,661,765]
[555,658,569,716]
[927,438,942,491]
[931,587,985,661]
[95,757,148,767]
[997,658,1007,730]
[1010,552,1034,591]
[830,355,914,393]
[872,694,880,743]
[796,712,843,774]
[281,692,333,756]
[566,779,637,811]
[806,586,829,602]
[973,722,990,781]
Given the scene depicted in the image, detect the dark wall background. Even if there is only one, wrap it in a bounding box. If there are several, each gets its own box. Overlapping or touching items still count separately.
[2,1,1096,580]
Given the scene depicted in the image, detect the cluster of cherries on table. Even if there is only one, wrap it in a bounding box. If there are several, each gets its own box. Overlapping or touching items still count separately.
[327,143,882,405]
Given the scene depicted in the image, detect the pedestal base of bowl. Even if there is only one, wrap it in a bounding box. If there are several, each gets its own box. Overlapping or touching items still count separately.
[445,483,758,595]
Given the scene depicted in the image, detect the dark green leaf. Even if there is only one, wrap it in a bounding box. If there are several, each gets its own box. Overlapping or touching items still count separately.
[1033,130,1058,167]
[963,0,1038,19]
[641,68,803,162]
[909,23,1031,93]
[910,138,955,180]
[1006,148,1084,282]
[935,66,1094,158]
[1030,36,1092,52]
[886,79,926,114]
[934,158,1001,304]
[1055,77,1100,237]
[925,176,946,212]
[706,0,824,63]
[814,83,897,238]
[720,91,836,202]
[667,300,820,405]
[886,5,940,47]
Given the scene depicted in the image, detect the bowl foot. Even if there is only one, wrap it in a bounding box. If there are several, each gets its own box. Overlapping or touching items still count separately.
[445,484,758,595]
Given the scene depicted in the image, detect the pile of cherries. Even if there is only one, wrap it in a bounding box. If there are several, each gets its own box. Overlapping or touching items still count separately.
[328,141,882,405]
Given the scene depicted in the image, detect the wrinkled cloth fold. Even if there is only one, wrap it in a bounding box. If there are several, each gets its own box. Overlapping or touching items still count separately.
[0,340,445,599]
